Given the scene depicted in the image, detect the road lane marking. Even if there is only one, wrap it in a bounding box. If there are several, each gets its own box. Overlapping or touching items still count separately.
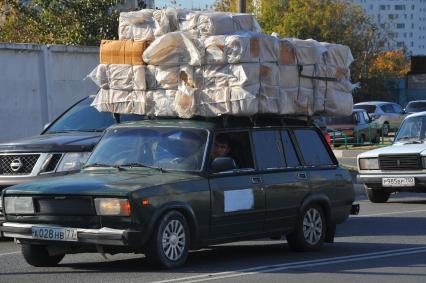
[353,209,426,217]
[0,251,20,256]
[149,246,426,283]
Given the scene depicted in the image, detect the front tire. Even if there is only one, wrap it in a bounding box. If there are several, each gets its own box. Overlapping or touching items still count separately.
[286,204,326,252]
[145,211,190,269]
[21,244,65,267]
[365,186,390,203]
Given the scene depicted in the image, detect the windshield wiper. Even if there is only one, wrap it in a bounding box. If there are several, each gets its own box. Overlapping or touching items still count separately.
[120,163,166,173]
[83,163,123,169]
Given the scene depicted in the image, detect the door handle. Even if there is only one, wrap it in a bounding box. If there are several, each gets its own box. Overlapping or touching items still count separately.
[297,172,307,180]
[251,177,263,184]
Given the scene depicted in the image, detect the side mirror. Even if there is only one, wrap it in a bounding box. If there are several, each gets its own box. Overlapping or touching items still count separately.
[211,157,237,173]
[402,109,406,114]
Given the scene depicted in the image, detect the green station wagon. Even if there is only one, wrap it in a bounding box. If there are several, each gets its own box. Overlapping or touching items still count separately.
[0,117,357,268]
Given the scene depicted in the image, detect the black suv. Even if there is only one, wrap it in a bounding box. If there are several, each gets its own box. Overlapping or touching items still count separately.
[0,96,143,209]
[0,117,357,268]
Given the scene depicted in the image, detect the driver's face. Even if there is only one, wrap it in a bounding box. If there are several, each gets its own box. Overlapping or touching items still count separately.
[213,142,230,158]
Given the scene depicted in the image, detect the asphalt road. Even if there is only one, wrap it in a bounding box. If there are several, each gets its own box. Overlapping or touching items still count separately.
[1,193,426,283]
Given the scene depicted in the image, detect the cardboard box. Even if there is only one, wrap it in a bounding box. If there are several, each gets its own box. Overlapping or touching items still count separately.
[100,40,151,65]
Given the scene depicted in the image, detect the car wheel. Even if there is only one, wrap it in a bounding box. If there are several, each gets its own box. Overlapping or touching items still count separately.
[145,210,190,269]
[21,244,65,267]
[286,204,326,252]
[383,123,390,137]
[365,186,390,203]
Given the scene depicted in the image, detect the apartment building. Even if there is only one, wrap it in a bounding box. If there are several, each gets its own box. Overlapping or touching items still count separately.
[349,0,426,55]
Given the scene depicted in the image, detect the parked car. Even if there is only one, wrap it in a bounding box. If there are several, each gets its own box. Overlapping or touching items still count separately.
[353,101,405,136]
[358,111,426,203]
[0,95,144,199]
[404,100,426,114]
[0,117,357,268]
[324,109,379,146]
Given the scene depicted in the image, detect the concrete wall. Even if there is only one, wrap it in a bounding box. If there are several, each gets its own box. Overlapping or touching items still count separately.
[0,43,99,143]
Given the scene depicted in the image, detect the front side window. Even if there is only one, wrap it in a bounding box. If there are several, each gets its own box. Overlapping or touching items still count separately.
[252,130,285,170]
[294,129,334,166]
[86,127,208,171]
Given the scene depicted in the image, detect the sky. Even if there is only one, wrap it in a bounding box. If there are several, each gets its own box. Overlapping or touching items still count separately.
[155,0,216,10]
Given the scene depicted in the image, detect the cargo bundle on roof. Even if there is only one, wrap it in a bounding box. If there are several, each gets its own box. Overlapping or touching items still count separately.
[88,8,357,118]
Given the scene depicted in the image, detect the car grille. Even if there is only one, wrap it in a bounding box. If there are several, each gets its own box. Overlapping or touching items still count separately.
[0,154,40,175]
[379,155,421,170]
[34,196,95,216]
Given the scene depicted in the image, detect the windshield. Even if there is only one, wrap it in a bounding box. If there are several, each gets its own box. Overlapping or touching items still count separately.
[45,97,144,133]
[405,101,426,113]
[395,116,426,143]
[353,105,376,114]
[86,127,208,172]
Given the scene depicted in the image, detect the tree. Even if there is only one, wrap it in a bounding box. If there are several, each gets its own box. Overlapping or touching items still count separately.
[0,0,121,46]
[369,50,410,79]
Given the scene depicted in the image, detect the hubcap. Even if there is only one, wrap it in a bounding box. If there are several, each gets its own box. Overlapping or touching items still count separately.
[302,208,323,245]
[161,219,186,261]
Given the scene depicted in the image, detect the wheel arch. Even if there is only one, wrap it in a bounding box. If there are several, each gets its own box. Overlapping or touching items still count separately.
[146,202,199,249]
[299,193,335,242]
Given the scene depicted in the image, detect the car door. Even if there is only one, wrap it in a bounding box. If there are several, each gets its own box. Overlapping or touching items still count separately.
[251,129,308,233]
[209,130,265,238]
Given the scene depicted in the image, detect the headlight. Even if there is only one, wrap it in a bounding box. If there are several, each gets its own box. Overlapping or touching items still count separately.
[422,157,426,168]
[56,152,91,172]
[4,196,34,214]
[94,198,131,216]
[359,158,379,170]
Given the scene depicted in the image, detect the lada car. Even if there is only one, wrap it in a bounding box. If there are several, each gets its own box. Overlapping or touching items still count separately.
[0,117,357,269]
[358,111,426,203]
[405,100,426,114]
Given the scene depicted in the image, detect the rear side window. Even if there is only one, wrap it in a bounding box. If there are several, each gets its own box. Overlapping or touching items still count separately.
[381,104,395,113]
[252,130,285,170]
[294,129,334,166]
[280,130,300,167]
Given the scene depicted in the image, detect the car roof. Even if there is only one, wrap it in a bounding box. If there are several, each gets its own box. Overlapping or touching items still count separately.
[405,111,426,119]
[107,116,313,131]
[406,100,426,104]
[354,101,396,106]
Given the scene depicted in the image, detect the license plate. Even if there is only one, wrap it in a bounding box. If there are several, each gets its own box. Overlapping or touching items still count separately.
[31,226,78,242]
[382,177,415,187]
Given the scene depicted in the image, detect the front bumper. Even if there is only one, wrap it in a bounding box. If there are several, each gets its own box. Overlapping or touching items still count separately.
[357,173,426,191]
[0,222,142,246]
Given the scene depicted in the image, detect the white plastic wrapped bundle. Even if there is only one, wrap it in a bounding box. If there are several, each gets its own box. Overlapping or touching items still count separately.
[279,87,314,115]
[260,63,279,86]
[143,32,203,66]
[230,85,259,116]
[315,64,358,92]
[88,64,147,91]
[279,64,315,89]
[233,13,262,34]
[320,89,353,116]
[286,38,328,65]
[153,8,179,37]
[175,84,197,118]
[151,90,178,116]
[259,84,280,114]
[146,65,194,90]
[204,34,259,64]
[194,64,259,89]
[321,43,354,67]
[258,34,279,63]
[91,89,149,115]
[198,13,235,36]
[119,10,156,41]
[196,87,231,117]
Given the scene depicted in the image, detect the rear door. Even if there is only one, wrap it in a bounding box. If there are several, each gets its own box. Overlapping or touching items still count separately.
[209,130,266,238]
[251,129,309,233]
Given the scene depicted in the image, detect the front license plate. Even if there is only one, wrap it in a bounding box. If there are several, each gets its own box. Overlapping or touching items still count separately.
[382,177,415,187]
[31,226,78,242]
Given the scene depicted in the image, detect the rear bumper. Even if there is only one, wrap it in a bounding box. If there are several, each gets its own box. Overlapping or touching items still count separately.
[0,222,142,246]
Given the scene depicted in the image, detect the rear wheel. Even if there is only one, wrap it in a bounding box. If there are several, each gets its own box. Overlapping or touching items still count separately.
[287,204,326,251]
[145,211,190,269]
[365,186,390,203]
[21,244,65,267]
[383,123,390,137]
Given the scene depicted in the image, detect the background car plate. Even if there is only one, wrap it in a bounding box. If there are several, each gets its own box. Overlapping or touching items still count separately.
[382,177,415,187]
[32,226,78,241]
